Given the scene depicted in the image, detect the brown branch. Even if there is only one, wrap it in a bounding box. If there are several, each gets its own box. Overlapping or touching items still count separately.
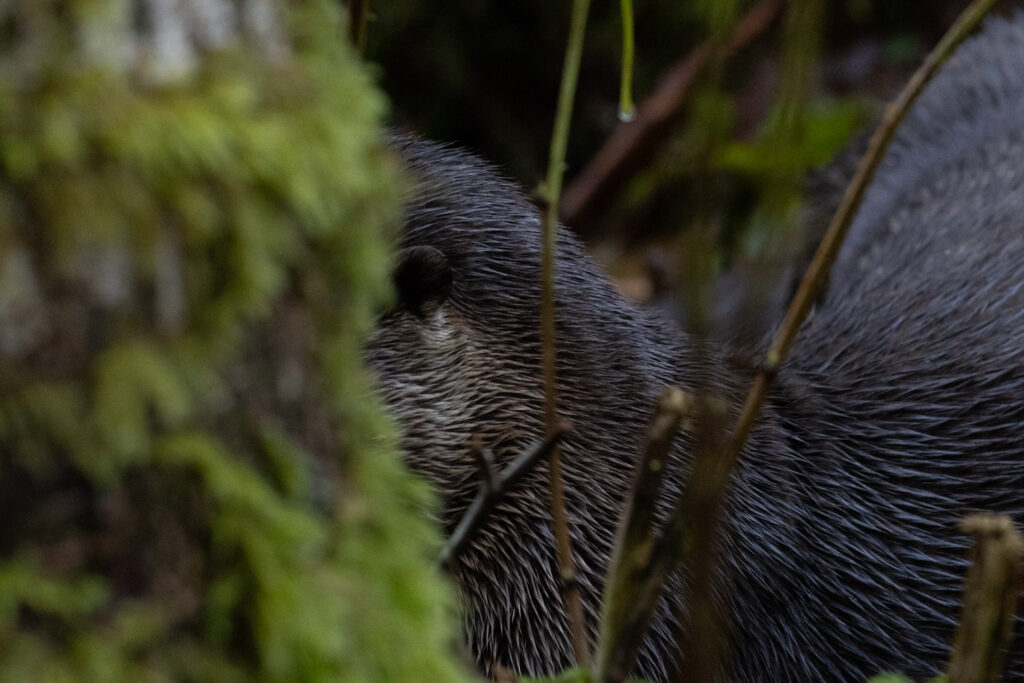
[667,1,1004,677]
[672,396,733,683]
[439,426,568,571]
[539,0,593,666]
[560,0,781,234]
[672,0,1004,677]
[596,387,694,683]
[947,514,1024,683]
[590,0,1002,677]
[719,0,1001,505]
[470,434,500,492]
[596,394,731,683]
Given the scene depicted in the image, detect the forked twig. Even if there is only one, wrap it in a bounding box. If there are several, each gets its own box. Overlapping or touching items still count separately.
[440,425,568,571]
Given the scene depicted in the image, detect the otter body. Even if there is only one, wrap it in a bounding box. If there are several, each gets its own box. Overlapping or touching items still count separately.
[369,16,1024,682]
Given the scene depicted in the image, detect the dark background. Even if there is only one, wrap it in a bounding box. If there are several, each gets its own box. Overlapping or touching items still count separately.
[366,0,1019,342]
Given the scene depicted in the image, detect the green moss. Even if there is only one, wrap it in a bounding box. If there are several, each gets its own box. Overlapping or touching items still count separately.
[0,1,468,680]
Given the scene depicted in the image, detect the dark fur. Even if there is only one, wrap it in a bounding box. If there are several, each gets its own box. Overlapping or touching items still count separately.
[368,15,1024,682]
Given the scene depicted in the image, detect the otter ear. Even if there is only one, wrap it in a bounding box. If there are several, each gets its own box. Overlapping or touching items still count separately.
[393,245,452,318]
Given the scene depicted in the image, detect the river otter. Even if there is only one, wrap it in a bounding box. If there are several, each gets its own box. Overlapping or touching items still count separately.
[367,14,1024,682]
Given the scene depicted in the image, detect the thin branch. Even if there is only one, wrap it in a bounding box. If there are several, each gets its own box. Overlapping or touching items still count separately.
[591,0,1001,677]
[539,0,593,666]
[440,426,568,571]
[618,0,637,122]
[596,387,694,683]
[470,434,500,493]
[560,0,781,234]
[720,0,1000,498]
[669,1,1004,676]
[947,514,1024,683]
[596,394,731,683]
[671,396,733,683]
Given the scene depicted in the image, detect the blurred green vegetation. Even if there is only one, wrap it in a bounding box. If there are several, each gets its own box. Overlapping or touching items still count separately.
[0,1,467,680]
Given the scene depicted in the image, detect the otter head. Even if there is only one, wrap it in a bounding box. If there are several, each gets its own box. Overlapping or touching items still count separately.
[365,138,554,522]
[365,136,685,677]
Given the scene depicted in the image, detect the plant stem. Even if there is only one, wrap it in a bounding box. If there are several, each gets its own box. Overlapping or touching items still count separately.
[560,0,780,232]
[439,427,568,571]
[678,0,1003,677]
[592,0,1000,677]
[724,0,999,486]
[618,0,636,121]
[948,514,1024,683]
[539,0,593,667]
[596,388,693,682]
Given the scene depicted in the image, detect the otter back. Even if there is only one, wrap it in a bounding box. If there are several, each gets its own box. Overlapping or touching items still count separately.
[369,14,1024,683]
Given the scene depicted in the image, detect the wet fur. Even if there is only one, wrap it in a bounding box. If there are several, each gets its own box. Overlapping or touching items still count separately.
[368,15,1024,682]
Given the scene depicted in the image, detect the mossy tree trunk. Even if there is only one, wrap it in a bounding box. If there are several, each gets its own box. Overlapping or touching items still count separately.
[0,1,466,680]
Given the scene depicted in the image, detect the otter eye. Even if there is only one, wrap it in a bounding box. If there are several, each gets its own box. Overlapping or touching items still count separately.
[393,245,451,318]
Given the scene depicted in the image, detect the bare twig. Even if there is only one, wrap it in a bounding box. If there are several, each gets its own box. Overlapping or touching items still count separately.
[675,0,1003,676]
[947,514,1024,683]
[440,426,568,571]
[470,434,500,493]
[560,0,781,234]
[672,396,733,683]
[670,1,1004,677]
[721,0,1000,503]
[596,387,694,683]
[590,0,1001,678]
[618,0,637,122]
[539,0,593,666]
[597,394,731,683]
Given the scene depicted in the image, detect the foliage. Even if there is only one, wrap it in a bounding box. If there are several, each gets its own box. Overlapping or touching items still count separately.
[0,1,466,680]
